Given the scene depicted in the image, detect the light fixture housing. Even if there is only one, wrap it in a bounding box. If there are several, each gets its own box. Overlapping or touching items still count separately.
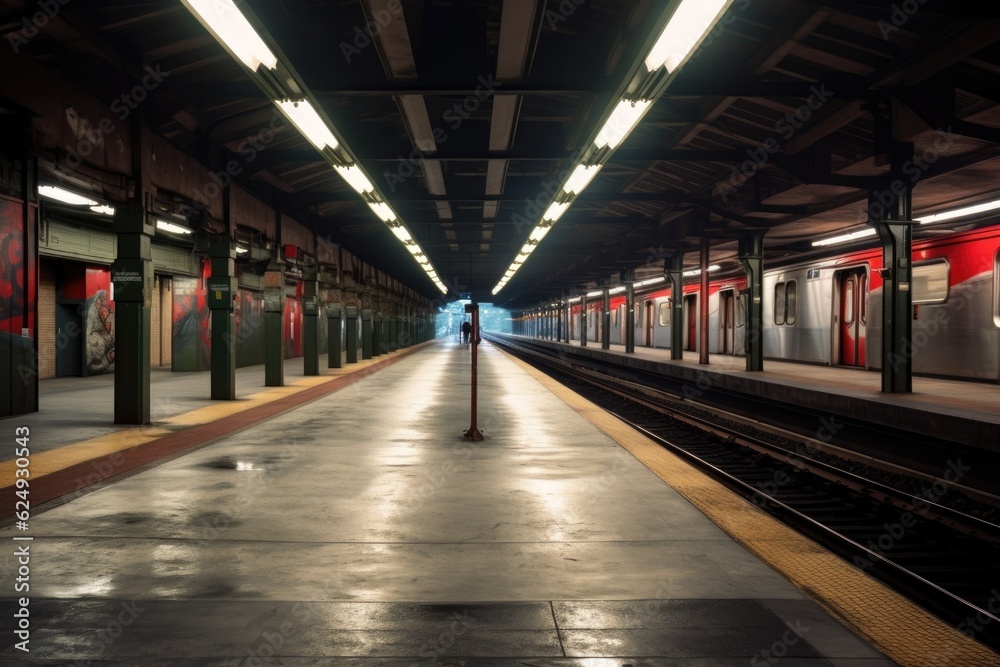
[542,202,570,222]
[811,228,877,247]
[277,99,339,152]
[157,220,193,235]
[645,0,734,73]
[335,165,375,194]
[562,164,603,195]
[916,199,1000,224]
[39,185,98,206]
[368,202,397,223]
[594,99,652,149]
[181,0,278,72]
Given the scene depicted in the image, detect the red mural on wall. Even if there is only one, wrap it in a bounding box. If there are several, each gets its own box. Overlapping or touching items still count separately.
[84,266,115,375]
[171,259,211,371]
[0,198,26,335]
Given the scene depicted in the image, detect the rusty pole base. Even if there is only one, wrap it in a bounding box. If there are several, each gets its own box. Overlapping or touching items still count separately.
[462,428,485,441]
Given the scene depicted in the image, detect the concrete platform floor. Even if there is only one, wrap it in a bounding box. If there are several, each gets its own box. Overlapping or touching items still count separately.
[564,339,1000,423]
[18,352,346,454]
[0,341,899,663]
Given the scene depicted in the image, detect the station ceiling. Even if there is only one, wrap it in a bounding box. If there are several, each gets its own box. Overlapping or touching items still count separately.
[7,0,1000,308]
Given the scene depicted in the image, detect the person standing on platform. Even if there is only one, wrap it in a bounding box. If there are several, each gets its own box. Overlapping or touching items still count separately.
[461,320,472,344]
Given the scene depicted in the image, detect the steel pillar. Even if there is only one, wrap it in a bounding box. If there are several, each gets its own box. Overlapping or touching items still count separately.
[580,295,587,346]
[263,258,285,387]
[739,233,765,372]
[666,254,684,360]
[345,305,358,363]
[699,238,710,364]
[302,272,320,375]
[111,199,153,423]
[601,287,611,350]
[362,308,373,359]
[208,234,237,397]
[327,303,342,368]
[623,268,635,354]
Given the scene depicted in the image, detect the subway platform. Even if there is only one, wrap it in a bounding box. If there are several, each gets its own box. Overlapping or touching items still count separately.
[1,340,996,664]
[501,335,1000,456]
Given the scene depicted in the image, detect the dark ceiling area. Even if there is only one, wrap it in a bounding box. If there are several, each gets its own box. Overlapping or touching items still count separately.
[5,0,1000,308]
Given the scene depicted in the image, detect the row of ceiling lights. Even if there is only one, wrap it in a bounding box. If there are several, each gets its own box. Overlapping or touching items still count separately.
[180,0,447,293]
[491,0,736,296]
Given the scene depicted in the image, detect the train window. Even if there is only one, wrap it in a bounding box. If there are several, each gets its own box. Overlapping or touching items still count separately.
[635,303,642,324]
[785,281,797,325]
[995,250,1000,328]
[860,273,868,325]
[612,308,618,326]
[844,278,856,325]
[774,282,786,325]
[659,301,671,326]
[912,260,949,304]
[774,281,797,325]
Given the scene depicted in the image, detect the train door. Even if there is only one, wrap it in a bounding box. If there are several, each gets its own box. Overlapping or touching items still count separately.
[719,289,735,354]
[836,268,868,367]
[684,294,697,351]
[644,301,654,346]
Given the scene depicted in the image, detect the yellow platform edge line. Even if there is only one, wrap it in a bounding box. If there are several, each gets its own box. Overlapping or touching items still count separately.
[0,348,415,485]
[497,346,1000,667]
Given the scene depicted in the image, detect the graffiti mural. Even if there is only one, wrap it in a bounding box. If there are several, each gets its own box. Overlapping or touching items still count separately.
[0,199,25,334]
[84,289,115,374]
[172,260,211,371]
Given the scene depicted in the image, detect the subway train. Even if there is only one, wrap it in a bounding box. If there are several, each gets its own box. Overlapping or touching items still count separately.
[562,223,1000,382]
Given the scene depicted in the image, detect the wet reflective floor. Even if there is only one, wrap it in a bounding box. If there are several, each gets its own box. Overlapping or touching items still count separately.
[0,341,895,664]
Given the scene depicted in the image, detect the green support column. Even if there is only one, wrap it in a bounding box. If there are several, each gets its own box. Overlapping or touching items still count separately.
[871,192,914,394]
[264,259,285,387]
[387,306,398,352]
[667,254,684,360]
[739,233,765,372]
[327,303,342,368]
[373,309,383,357]
[601,287,611,350]
[208,235,237,398]
[345,306,358,363]
[580,295,587,346]
[111,201,153,424]
[303,271,320,375]
[623,269,635,353]
[362,308,373,359]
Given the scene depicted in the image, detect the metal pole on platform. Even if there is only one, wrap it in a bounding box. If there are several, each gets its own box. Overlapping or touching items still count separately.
[464,303,485,441]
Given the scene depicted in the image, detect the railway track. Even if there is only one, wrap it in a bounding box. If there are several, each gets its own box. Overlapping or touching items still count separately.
[487,334,1000,652]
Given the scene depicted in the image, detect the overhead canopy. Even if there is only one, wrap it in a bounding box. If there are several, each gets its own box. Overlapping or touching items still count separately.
[6,0,1000,307]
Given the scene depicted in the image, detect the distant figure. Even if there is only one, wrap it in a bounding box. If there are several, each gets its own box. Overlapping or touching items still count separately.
[461,320,472,344]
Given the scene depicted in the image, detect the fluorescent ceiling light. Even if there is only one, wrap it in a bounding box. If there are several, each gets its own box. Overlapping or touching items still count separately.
[335,165,374,194]
[645,0,733,72]
[520,243,535,255]
[89,204,115,216]
[609,286,626,295]
[529,225,551,242]
[39,185,98,206]
[682,264,721,277]
[369,202,396,222]
[586,290,603,298]
[236,247,249,254]
[277,99,339,151]
[594,99,652,149]
[516,253,529,263]
[390,225,412,242]
[811,228,877,247]
[916,199,1000,224]
[563,164,603,195]
[181,0,277,72]
[635,276,666,287]
[542,202,570,222]
[157,220,193,235]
